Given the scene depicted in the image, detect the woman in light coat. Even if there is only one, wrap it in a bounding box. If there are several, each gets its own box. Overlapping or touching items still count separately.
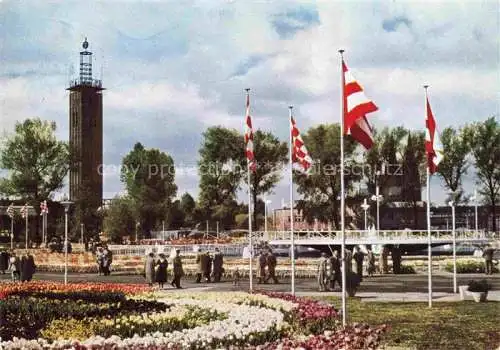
[144,252,156,286]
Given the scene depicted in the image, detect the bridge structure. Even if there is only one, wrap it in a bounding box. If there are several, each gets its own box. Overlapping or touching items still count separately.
[257,229,490,247]
[109,229,494,257]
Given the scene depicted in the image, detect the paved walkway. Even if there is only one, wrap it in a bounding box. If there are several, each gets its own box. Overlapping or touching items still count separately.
[2,272,499,303]
[294,290,500,302]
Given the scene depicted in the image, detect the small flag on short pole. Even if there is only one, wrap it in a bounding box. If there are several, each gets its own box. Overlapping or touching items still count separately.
[7,203,15,218]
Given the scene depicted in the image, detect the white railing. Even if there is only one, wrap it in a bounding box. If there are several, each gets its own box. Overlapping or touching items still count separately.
[109,243,247,256]
[108,230,490,256]
[259,229,488,242]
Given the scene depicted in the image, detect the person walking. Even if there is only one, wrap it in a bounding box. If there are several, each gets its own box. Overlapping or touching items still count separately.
[195,248,203,283]
[204,251,212,283]
[19,253,28,282]
[366,248,376,277]
[265,248,279,284]
[380,246,389,274]
[257,250,268,284]
[325,253,334,291]
[391,245,402,274]
[345,248,353,274]
[144,252,156,286]
[331,250,342,290]
[212,247,224,282]
[155,253,168,289]
[96,247,104,276]
[105,246,113,275]
[0,249,9,274]
[25,253,36,281]
[171,249,184,289]
[353,246,365,281]
[9,253,20,282]
[317,252,328,292]
[483,244,494,275]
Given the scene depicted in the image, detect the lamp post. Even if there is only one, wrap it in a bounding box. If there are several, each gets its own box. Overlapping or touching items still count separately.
[264,198,272,239]
[371,172,383,235]
[449,200,457,293]
[470,189,478,232]
[61,195,73,285]
[361,198,370,231]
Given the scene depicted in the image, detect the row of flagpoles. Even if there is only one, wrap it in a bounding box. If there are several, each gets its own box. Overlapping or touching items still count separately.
[5,201,49,250]
[243,50,443,325]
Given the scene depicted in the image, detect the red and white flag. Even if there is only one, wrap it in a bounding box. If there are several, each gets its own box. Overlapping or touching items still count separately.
[244,92,256,172]
[6,203,15,218]
[291,116,313,174]
[342,60,378,149]
[20,203,28,218]
[425,96,443,174]
[40,200,48,215]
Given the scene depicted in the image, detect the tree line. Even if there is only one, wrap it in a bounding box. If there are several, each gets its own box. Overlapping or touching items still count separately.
[0,116,498,243]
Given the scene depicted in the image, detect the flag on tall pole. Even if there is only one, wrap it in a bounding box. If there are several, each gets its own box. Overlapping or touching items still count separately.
[289,106,313,295]
[340,51,378,326]
[244,88,255,292]
[20,203,29,251]
[424,86,443,308]
[342,60,378,149]
[291,115,313,174]
[20,204,27,218]
[7,203,15,218]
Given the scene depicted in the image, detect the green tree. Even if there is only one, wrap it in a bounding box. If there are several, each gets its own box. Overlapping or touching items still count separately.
[466,117,500,231]
[73,179,101,241]
[198,127,245,228]
[179,192,196,226]
[295,124,359,229]
[167,199,185,230]
[103,196,136,243]
[0,118,69,241]
[121,143,177,237]
[364,126,407,198]
[437,127,470,203]
[363,127,408,228]
[401,131,426,229]
[248,130,288,228]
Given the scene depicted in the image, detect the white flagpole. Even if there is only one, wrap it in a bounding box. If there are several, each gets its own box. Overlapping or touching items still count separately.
[44,212,48,245]
[42,208,45,246]
[289,105,296,295]
[339,49,347,326]
[246,88,254,292]
[424,85,432,308]
[452,201,457,293]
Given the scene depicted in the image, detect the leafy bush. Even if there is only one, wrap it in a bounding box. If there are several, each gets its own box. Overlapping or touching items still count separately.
[400,265,416,274]
[467,279,491,293]
[445,260,499,274]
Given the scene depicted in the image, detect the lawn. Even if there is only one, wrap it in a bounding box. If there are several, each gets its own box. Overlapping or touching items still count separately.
[320,297,500,350]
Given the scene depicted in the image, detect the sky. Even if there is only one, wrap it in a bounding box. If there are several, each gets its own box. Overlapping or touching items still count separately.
[0,0,498,209]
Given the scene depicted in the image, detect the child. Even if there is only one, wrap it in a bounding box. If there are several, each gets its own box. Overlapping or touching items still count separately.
[9,253,20,282]
[232,268,241,287]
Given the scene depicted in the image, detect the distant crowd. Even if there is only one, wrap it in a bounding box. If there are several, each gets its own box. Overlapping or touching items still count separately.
[0,249,36,282]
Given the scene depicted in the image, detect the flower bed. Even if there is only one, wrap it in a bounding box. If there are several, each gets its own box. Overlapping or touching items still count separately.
[0,283,387,349]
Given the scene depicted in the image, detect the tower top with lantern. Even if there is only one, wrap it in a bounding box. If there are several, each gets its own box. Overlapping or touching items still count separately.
[68,38,103,90]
